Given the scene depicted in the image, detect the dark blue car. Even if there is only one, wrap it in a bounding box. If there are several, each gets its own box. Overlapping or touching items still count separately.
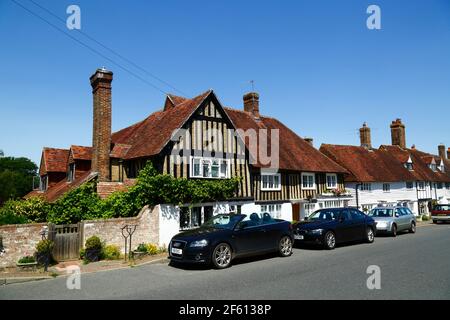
[293,208,376,250]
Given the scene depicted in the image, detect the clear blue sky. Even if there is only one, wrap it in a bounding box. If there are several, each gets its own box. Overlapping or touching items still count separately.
[1,0,450,166]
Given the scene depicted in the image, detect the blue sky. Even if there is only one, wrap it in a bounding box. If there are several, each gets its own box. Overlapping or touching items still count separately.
[1,0,449,165]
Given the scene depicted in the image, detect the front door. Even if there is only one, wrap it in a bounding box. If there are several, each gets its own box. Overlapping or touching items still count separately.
[292,203,300,222]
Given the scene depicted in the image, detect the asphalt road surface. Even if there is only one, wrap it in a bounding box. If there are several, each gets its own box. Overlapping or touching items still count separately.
[1,223,449,300]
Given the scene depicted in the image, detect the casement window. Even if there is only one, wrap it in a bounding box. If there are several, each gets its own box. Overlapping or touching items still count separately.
[429,164,437,172]
[446,183,450,190]
[437,183,443,190]
[418,182,426,190]
[383,183,391,192]
[68,163,75,182]
[261,204,282,219]
[360,183,372,191]
[261,174,281,191]
[320,200,343,209]
[40,175,48,191]
[303,203,316,218]
[404,163,413,170]
[190,157,230,179]
[406,182,414,190]
[361,204,375,213]
[179,205,214,230]
[326,173,338,189]
[301,173,316,190]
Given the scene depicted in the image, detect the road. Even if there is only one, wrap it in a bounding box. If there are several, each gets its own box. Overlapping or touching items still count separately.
[1,223,450,300]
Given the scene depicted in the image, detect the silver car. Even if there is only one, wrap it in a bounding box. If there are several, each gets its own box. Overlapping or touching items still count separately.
[368,206,416,237]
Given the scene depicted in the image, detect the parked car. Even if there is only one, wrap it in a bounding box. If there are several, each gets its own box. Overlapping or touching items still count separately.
[431,204,450,224]
[293,208,376,250]
[368,206,416,236]
[168,213,294,269]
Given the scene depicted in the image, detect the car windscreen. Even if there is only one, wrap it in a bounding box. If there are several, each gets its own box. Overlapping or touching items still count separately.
[434,205,450,211]
[368,209,393,217]
[308,210,340,221]
[202,214,243,230]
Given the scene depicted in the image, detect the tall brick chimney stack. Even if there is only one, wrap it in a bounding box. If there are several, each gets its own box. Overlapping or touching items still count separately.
[90,68,113,181]
[438,144,446,159]
[390,118,406,149]
[448,148,450,160]
[359,122,372,149]
[243,92,260,119]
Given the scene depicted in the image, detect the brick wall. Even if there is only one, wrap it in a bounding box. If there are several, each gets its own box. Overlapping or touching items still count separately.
[96,179,136,199]
[0,223,48,269]
[0,205,160,268]
[82,205,160,253]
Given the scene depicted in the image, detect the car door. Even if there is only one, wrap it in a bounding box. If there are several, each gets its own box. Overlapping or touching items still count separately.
[232,216,266,255]
[259,213,280,250]
[349,209,367,240]
[398,208,411,231]
[334,209,354,243]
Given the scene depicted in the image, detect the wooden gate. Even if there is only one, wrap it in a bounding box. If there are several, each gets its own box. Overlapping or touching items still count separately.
[49,223,82,261]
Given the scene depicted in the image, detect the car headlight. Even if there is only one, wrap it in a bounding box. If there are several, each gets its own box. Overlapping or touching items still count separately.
[189,239,209,248]
[309,229,324,235]
[376,221,387,228]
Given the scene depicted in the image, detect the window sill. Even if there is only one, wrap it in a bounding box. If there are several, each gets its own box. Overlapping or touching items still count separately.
[261,189,282,192]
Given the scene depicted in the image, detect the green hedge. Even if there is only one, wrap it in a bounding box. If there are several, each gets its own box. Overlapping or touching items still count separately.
[0,161,240,225]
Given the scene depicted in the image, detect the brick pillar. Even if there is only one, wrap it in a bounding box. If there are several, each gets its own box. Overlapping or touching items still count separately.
[390,118,406,149]
[438,144,446,159]
[359,122,372,149]
[243,92,260,118]
[90,68,113,181]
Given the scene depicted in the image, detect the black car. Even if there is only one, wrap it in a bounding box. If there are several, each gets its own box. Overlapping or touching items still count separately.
[293,208,376,250]
[169,213,294,269]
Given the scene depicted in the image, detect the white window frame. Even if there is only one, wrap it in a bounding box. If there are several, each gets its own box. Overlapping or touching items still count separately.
[190,156,230,179]
[301,172,316,190]
[360,183,372,192]
[261,173,282,191]
[260,204,282,219]
[383,183,391,193]
[406,182,414,190]
[326,173,338,189]
[418,182,425,191]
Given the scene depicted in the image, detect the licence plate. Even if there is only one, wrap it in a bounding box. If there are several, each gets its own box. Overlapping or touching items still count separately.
[171,248,182,255]
[294,235,304,240]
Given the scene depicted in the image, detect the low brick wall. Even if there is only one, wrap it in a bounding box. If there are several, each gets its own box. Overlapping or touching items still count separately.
[0,223,48,268]
[0,205,160,268]
[82,205,160,253]
[96,179,136,199]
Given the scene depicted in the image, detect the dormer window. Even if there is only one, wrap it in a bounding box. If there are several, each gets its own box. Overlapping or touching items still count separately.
[429,163,437,172]
[68,163,75,182]
[40,175,48,191]
[439,160,445,173]
[404,156,413,170]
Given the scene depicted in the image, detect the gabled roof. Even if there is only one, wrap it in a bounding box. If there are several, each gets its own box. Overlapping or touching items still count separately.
[226,108,347,173]
[111,90,212,159]
[320,144,416,182]
[70,145,92,161]
[41,148,70,174]
[380,145,450,182]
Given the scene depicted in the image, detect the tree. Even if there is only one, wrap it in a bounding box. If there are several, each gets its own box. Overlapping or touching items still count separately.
[0,156,38,205]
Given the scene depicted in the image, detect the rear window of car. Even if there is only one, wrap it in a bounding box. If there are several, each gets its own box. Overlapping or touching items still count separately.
[369,209,393,217]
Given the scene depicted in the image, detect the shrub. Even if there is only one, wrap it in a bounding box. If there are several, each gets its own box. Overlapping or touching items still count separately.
[0,197,49,225]
[79,248,86,260]
[36,239,54,254]
[85,236,102,250]
[18,256,36,264]
[422,215,430,221]
[0,210,29,225]
[145,244,158,255]
[103,244,121,260]
[135,243,147,253]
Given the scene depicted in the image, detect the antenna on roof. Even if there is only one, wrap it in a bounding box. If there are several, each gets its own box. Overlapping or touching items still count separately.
[250,80,255,92]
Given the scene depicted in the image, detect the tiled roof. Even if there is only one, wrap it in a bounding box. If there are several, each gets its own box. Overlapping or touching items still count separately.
[70,145,92,161]
[225,108,347,173]
[42,148,69,173]
[110,143,132,159]
[111,90,212,159]
[320,144,417,182]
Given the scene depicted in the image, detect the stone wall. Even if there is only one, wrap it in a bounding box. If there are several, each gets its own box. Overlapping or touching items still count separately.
[82,205,160,253]
[0,223,48,269]
[0,206,160,268]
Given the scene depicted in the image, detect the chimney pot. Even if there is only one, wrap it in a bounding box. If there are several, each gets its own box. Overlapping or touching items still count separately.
[390,118,406,149]
[438,144,446,159]
[304,137,314,147]
[90,68,113,182]
[243,92,260,118]
[359,122,372,149]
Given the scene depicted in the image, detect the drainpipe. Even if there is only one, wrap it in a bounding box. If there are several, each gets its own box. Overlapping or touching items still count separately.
[355,183,362,210]
[415,181,420,214]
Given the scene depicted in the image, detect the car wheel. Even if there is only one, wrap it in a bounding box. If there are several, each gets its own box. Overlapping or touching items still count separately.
[433,220,438,224]
[323,231,336,250]
[279,236,293,257]
[409,221,416,233]
[366,227,375,243]
[391,224,397,237]
[212,243,232,269]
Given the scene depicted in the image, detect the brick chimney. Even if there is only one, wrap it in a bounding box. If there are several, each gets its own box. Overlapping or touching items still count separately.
[243,92,260,118]
[359,122,372,149]
[390,118,406,149]
[448,148,450,159]
[304,137,313,146]
[90,68,113,181]
[438,144,446,159]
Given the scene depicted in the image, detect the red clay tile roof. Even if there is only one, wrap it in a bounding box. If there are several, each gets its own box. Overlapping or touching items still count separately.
[42,148,69,173]
[45,171,96,203]
[70,145,92,161]
[111,90,212,159]
[226,109,347,173]
[320,144,417,183]
[110,143,132,158]
[380,145,450,182]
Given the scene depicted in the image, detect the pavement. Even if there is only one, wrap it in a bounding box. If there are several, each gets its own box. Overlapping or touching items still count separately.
[0,221,449,300]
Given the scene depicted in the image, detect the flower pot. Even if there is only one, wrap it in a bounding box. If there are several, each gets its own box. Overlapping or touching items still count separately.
[132,251,147,260]
[16,261,38,272]
[36,252,52,266]
[85,248,101,262]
